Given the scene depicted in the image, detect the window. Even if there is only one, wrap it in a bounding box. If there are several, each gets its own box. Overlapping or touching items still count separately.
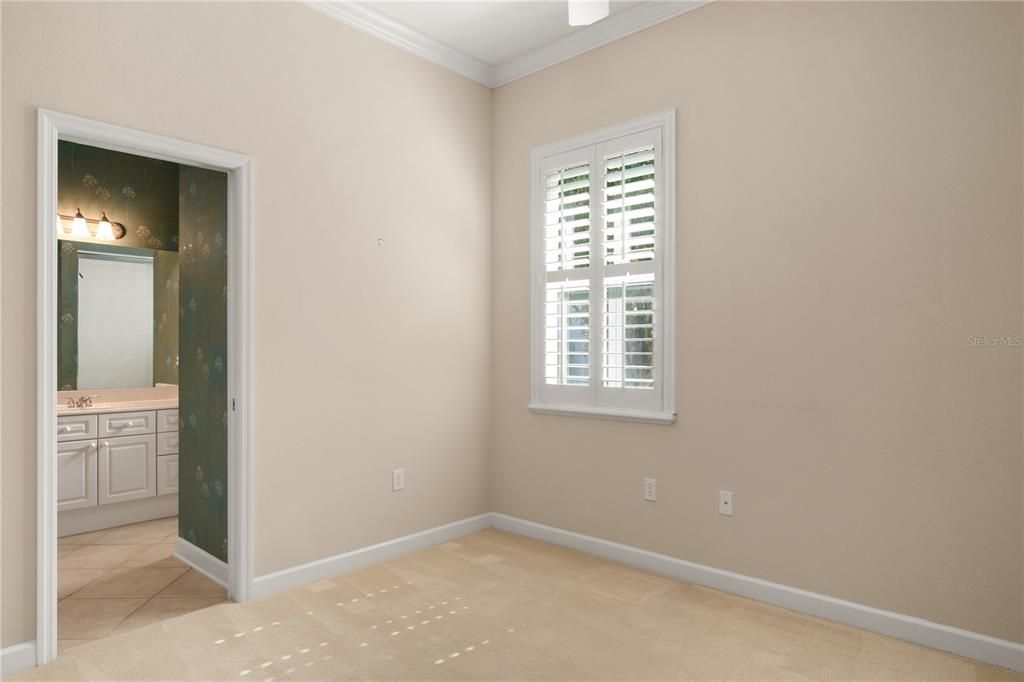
[530,111,676,424]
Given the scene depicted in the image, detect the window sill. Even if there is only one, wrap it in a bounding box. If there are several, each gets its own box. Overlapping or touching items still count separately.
[528,402,677,425]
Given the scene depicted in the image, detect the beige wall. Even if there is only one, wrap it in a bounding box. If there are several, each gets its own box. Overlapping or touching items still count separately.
[3,0,1022,655]
[1,1,492,647]
[491,2,1024,644]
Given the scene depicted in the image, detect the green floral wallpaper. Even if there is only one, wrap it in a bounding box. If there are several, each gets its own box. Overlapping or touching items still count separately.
[58,141,179,251]
[58,240,80,391]
[154,251,180,385]
[178,165,229,561]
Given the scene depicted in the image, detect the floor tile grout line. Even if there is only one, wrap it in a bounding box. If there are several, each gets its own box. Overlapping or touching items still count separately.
[59,566,114,602]
[58,517,196,648]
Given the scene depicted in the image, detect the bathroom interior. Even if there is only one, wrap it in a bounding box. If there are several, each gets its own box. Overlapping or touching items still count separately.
[55,141,230,652]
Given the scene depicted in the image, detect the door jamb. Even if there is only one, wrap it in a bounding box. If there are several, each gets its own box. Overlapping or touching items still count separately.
[36,109,254,666]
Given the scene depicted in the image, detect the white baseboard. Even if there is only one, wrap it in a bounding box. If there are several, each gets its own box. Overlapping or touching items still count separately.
[490,513,1024,673]
[251,513,492,599]
[174,537,229,589]
[59,495,178,537]
[16,511,1019,676]
[0,640,37,677]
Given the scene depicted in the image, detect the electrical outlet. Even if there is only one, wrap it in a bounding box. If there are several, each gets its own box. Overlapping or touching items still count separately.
[644,478,657,501]
[719,490,733,516]
[392,468,405,492]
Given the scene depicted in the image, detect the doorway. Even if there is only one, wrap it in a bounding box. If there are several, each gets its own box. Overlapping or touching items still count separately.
[37,110,254,666]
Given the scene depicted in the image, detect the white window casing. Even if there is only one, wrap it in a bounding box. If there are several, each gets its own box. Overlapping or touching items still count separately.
[529,110,676,424]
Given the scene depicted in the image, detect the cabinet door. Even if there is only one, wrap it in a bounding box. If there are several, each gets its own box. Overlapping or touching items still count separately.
[157,455,179,496]
[98,434,157,505]
[57,440,98,511]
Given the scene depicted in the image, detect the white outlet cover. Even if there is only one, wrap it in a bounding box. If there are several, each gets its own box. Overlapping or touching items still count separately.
[719,490,733,516]
[392,468,405,492]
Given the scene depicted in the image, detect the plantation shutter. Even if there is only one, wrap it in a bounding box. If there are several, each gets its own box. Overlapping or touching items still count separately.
[543,161,592,388]
[532,114,673,421]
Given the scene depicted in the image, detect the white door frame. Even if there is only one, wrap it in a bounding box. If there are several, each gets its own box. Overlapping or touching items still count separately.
[36,109,254,665]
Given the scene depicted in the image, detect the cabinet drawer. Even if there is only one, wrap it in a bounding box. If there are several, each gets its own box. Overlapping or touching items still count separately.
[58,414,98,442]
[99,411,156,438]
[157,431,179,455]
[98,434,156,505]
[57,440,98,511]
[157,409,179,433]
[157,455,179,496]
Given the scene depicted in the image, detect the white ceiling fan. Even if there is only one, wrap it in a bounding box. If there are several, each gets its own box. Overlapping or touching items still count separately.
[567,0,609,26]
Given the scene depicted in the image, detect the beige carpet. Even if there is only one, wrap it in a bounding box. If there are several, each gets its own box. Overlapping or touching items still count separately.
[15,529,1022,680]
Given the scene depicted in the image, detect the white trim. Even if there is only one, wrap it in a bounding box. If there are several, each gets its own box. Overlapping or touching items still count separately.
[0,641,38,678]
[529,110,677,423]
[36,109,255,667]
[490,513,1024,673]
[175,537,229,589]
[528,402,675,424]
[302,1,710,88]
[251,514,493,600]
[23,509,1017,673]
[530,110,676,160]
[489,1,710,87]
[304,1,492,85]
[36,109,60,669]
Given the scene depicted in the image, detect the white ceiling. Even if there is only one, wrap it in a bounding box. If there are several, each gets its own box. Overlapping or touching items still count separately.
[363,1,640,66]
[306,0,709,87]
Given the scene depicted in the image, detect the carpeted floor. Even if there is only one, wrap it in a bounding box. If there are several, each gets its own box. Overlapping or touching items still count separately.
[15,529,1022,680]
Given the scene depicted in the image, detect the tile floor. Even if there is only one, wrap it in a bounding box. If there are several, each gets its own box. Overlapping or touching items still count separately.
[57,516,228,652]
[22,528,1022,680]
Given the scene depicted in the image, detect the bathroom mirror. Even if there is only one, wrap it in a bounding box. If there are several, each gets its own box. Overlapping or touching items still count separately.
[58,240,179,390]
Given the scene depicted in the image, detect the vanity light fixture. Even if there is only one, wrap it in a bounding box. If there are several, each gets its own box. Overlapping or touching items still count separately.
[71,208,89,238]
[95,212,115,241]
[57,208,126,240]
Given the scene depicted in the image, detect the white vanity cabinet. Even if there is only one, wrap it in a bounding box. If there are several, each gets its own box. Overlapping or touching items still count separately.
[99,434,157,504]
[99,410,157,438]
[57,407,179,514]
[156,409,179,496]
[57,414,98,443]
[57,439,98,511]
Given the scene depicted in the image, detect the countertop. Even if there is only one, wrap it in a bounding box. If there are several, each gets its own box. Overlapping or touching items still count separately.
[57,399,179,416]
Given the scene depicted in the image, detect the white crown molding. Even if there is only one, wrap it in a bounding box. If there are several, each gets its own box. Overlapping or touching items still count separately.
[305,1,493,85]
[303,1,712,88]
[489,1,711,87]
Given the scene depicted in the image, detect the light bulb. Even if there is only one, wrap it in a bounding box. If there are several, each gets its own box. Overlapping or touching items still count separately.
[71,208,89,237]
[568,0,608,26]
[96,212,115,241]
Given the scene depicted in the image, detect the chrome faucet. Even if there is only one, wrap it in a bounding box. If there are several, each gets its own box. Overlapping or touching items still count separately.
[65,395,98,408]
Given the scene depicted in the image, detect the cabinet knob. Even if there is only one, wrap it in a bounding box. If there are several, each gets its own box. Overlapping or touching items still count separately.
[88,442,97,451]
